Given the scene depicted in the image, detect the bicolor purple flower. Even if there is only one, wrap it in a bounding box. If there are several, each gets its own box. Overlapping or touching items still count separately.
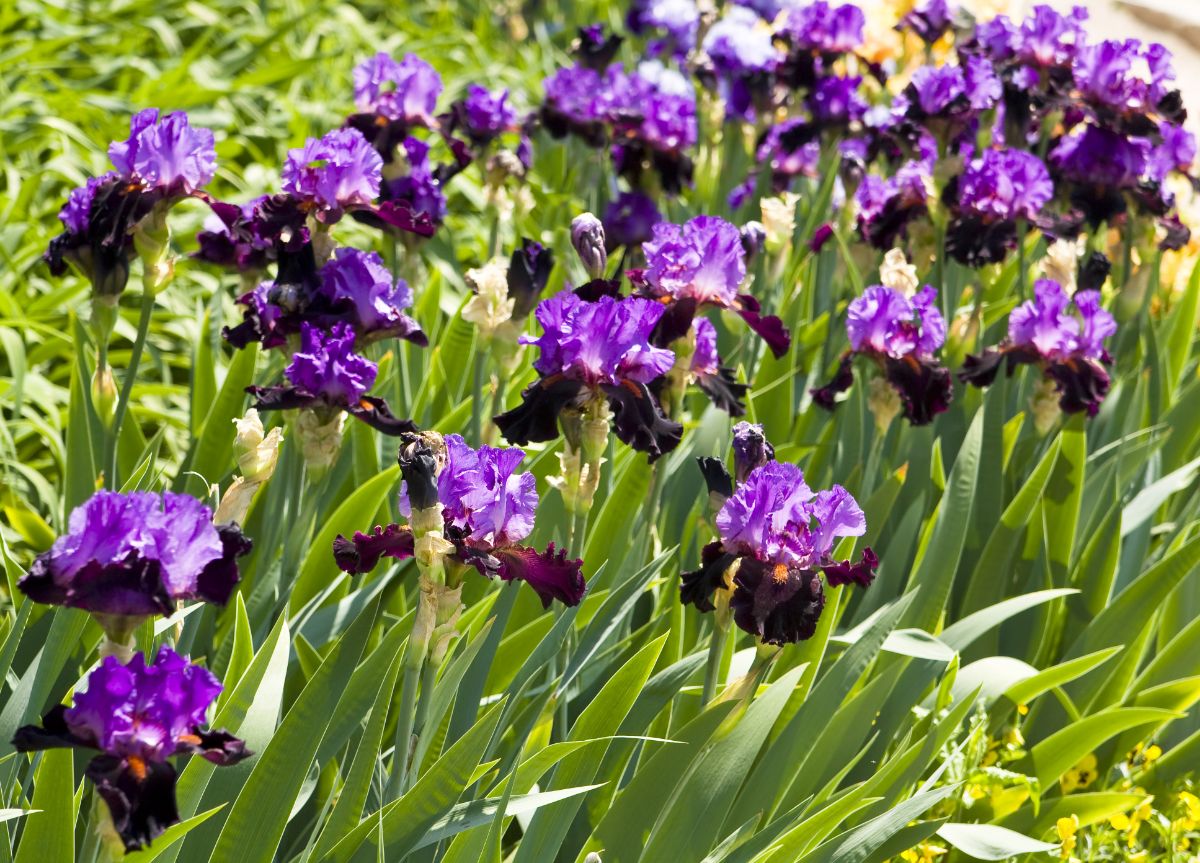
[282,127,382,214]
[635,215,791,358]
[380,137,450,224]
[681,461,877,645]
[448,85,518,145]
[13,647,249,851]
[45,110,217,294]
[1047,124,1169,230]
[812,285,952,425]
[854,161,931,250]
[334,434,586,607]
[17,490,250,624]
[808,75,867,125]
[630,0,701,52]
[353,52,442,127]
[494,291,682,461]
[946,148,1054,266]
[541,65,609,145]
[961,278,1116,416]
[1017,4,1088,68]
[898,0,955,44]
[777,1,865,55]
[247,322,416,435]
[194,196,275,273]
[608,67,698,194]
[700,7,781,120]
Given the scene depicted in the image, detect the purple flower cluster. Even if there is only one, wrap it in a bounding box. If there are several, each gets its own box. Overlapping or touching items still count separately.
[45,109,218,295]
[961,279,1117,416]
[813,285,952,425]
[494,290,682,461]
[945,148,1055,266]
[699,6,781,121]
[447,85,518,145]
[14,647,249,851]
[334,434,586,607]
[247,322,415,435]
[18,490,250,623]
[683,450,877,645]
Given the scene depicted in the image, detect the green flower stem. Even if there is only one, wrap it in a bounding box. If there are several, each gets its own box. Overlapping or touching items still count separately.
[389,651,426,799]
[700,621,728,707]
[470,347,485,444]
[106,290,156,487]
[405,656,439,792]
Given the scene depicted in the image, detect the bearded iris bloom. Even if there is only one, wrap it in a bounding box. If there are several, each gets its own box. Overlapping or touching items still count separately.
[944,148,1055,266]
[698,6,781,122]
[682,461,877,645]
[46,109,216,296]
[247,322,416,435]
[333,434,586,607]
[774,0,865,89]
[853,162,932,250]
[13,647,249,851]
[960,278,1117,416]
[494,290,680,461]
[812,284,952,425]
[18,491,250,639]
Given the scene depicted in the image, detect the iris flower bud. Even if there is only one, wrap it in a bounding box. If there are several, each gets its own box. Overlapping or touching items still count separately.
[571,212,608,279]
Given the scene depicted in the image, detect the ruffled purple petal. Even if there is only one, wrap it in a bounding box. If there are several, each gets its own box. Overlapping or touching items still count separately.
[332,523,416,574]
[493,543,586,607]
[822,546,879,588]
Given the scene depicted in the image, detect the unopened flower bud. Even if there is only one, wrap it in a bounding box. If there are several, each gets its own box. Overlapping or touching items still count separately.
[462,258,515,336]
[399,431,445,512]
[732,421,774,483]
[760,193,798,250]
[740,221,767,260]
[1078,251,1112,292]
[486,150,526,187]
[133,206,173,296]
[91,366,118,427]
[697,456,733,514]
[867,377,902,434]
[879,248,919,298]
[233,409,283,482]
[571,213,608,279]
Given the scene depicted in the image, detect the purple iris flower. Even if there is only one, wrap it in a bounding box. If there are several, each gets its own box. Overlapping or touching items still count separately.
[961,279,1117,416]
[381,137,449,224]
[448,85,517,145]
[898,0,955,44]
[630,0,701,53]
[574,24,624,70]
[777,1,865,54]
[224,247,427,351]
[634,215,791,358]
[946,148,1054,266]
[1152,122,1197,177]
[247,322,416,435]
[541,64,609,145]
[353,52,442,127]
[678,316,748,415]
[813,285,952,425]
[45,110,217,295]
[681,461,877,645]
[602,191,662,250]
[976,15,1018,60]
[194,196,275,273]
[282,127,382,215]
[13,647,249,851]
[1074,39,1175,117]
[808,75,867,125]
[608,67,698,194]
[1017,4,1088,68]
[755,118,821,191]
[700,7,781,121]
[494,291,682,461]
[854,161,930,250]
[17,490,250,622]
[334,434,586,607]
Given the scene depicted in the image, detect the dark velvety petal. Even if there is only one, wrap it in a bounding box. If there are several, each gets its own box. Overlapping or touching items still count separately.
[945,215,1018,267]
[346,397,420,436]
[12,705,93,753]
[822,546,879,588]
[860,200,928,251]
[344,112,413,164]
[332,523,416,574]
[1078,251,1112,291]
[731,559,826,646]
[680,540,736,613]
[696,368,748,416]
[493,543,586,608]
[1159,215,1191,252]
[185,728,252,766]
[810,352,855,410]
[649,297,698,347]
[573,278,623,303]
[696,457,734,503]
[573,25,623,70]
[1045,357,1111,416]
[494,376,588,446]
[398,433,440,509]
[809,223,835,253]
[508,240,557,320]
[358,200,437,238]
[883,355,953,425]
[600,381,683,463]
[1158,89,1186,124]
[86,755,180,852]
[193,523,251,607]
[958,348,1006,388]
[735,295,791,359]
[246,385,318,412]
[19,553,173,617]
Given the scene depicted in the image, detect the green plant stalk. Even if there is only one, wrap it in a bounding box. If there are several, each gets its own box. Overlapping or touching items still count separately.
[405,656,439,792]
[388,644,427,799]
[470,348,485,445]
[106,290,156,487]
[700,621,728,707]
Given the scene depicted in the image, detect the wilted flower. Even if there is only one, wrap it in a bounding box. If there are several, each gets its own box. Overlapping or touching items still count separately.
[462,257,515,335]
[812,285,952,425]
[494,291,681,461]
[18,491,250,639]
[681,461,877,645]
[334,434,586,607]
[247,322,416,435]
[960,278,1117,416]
[13,647,249,851]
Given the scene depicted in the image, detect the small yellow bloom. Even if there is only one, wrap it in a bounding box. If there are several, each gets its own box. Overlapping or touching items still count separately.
[1060,753,1098,793]
[1056,815,1078,860]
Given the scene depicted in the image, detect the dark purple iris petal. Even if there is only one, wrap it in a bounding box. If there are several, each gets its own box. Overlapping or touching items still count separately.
[680,539,737,612]
[1045,357,1111,416]
[734,294,791,358]
[696,367,749,416]
[811,352,855,410]
[823,546,879,588]
[508,239,556,320]
[492,544,586,607]
[883,355,953,425]
[574,24,623,70]
[898,0,954,44]
[696,459,734,504]
[600,380,684,462]
[958,347,1006,388]
[332,523,416,573]
[87,755,181,851]
[945,214,1019,267]
[731,558,826,645]
[494,377,589,446]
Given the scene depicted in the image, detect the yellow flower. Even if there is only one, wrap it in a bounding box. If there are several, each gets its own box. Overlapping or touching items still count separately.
[1181,790,1200,826]
[1056,815,1078,860]
[1060,753,1098,793]
[900,842,947,863]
